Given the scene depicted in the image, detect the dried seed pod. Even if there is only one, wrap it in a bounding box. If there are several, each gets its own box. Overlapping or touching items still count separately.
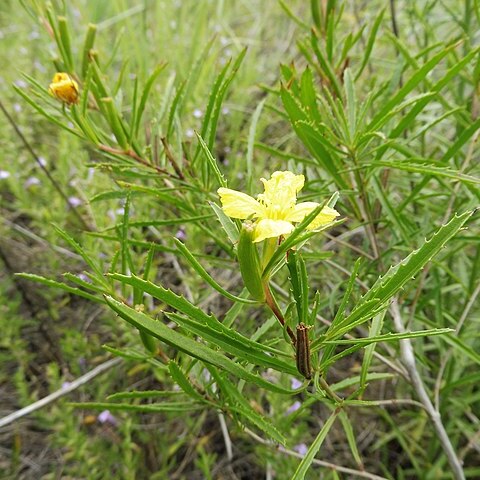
[296,322,312,379]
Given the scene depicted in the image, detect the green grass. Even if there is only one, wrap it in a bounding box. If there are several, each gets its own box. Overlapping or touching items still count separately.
[0,1,479,479]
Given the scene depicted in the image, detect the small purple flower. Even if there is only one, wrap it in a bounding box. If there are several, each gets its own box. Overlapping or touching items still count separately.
[68,196,82,208]
[222,107,230,115]
[291,378,303,390]
[61,381,72,390]
[13,103,22,113]
[193,108,203,118]
[175,228,187,241]
[38,156,47,167]
[14,79,28,89]
[286,401,302,415]
[34,61,46,73]
[98,410,117,426]
[293,443,308,456]
[24,177,40,188]
[185,128,195,138]
[261,369,278,383]
[77,273,90,283]
[0,170,10,179]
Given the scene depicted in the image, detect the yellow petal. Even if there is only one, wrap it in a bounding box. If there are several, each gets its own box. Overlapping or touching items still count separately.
[307,206,340,230]
[253,219,294,243]
[288,202,339,228]
[259,171,304,208]
[286,201,320,223]
[217,187,260,219]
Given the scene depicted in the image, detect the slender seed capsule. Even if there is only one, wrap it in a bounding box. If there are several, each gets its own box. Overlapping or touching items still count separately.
[237,221,265,302]
[296,323,312,379]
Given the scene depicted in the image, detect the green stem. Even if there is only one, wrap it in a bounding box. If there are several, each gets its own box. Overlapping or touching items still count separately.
[319,376,343,404]
[264,283,297,346]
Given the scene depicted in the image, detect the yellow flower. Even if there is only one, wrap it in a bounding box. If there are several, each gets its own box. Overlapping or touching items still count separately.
[48,72,79,105]
[218,171,339,243]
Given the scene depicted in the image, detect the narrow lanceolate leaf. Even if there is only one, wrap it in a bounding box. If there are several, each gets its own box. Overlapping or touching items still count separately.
[291,410,339,480]
[133,63,167,136]
[323,328,453,345]
[108,273,286,357]
[196,133,227,188]
[15,273,102,303]
[440,116,480,163]
[367,43,456,132]
[105,296,296,395]
[338,410,363,468]
[372,160,480,186]
[246,98,266,194]
[208,368,286,445]
[327,209,475,339]
[174,238,257,304]
[168,361,209,403]
[360,310,386,389]
[69,401,201,413]
[166,312,297,374]
[209,202,239,244]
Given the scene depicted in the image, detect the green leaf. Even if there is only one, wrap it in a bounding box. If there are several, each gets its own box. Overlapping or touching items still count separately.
[208,368,286,444]
[440,116,480,163]
[108,390,184,400]
[246,98,266,194]
[195,133,227,188]
[105,296,295,395]
[292,121,349,189]
[327,209,475,339]
[133,63,167,136]
[324,328,452,345]
[360,310,386,389]
[15,273,102,303]
[70,401,202,413]
[372,160,480,186]
[209,201,239,244]
[367,43,456,132]
[174,239,257,304]
[168,361,209,403]
[81,23,97,76]
[291,410,339,480]
[167,312,296,374]
[355,9,384,79]
[109,273,290,362]
[52,224,109,287]
[287,250,309,325]
[338,410,363,468]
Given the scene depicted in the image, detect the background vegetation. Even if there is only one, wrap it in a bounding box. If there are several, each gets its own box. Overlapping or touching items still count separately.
[0,1,479,479]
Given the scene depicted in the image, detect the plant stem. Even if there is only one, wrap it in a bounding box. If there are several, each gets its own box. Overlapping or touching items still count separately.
[390,298,465,480]
[318,376,343,404]
[0,99,91,231]
[264,283,296,346]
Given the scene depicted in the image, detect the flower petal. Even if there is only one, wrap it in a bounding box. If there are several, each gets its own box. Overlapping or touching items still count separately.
[253,219,294,243]
[259,171,304,208]
[287,202,339,229]
[217,187,260,219]
[308,206,340,230]
[286,201,320,223]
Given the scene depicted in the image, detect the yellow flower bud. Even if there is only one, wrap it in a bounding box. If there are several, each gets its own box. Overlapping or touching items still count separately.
[48,72,79,105]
